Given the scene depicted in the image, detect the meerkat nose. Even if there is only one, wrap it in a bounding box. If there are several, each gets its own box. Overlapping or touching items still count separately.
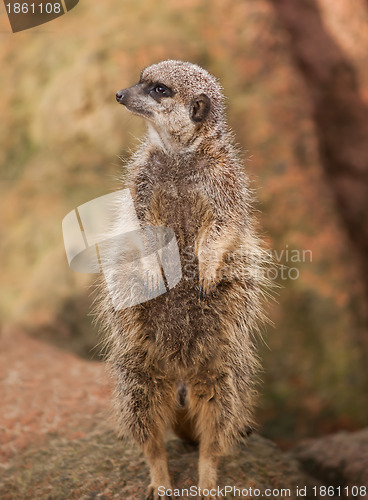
[116,89,127,104]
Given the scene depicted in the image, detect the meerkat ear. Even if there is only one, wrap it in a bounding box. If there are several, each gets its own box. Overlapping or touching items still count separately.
[190,94,211,123]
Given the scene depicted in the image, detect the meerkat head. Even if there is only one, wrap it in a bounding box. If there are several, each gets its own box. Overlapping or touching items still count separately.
[116,60,226,152]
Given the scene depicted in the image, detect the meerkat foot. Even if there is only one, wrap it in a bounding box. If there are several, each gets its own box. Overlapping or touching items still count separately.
[196,485,218,500]
[197,492,217,500]
[197,484,218,500]
[146,485,173,500]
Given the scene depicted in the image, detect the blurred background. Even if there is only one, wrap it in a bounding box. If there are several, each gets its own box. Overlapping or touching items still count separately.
[1,0,367,450]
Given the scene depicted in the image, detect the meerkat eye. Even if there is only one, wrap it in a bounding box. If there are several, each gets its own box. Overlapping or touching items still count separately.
[154,85,167,94]
[149,84,172,98]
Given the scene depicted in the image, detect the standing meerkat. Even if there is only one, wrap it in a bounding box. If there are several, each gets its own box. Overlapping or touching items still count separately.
[97,60,268,500]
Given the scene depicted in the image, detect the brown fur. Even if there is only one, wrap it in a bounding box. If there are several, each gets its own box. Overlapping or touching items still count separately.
[96,60,269,500]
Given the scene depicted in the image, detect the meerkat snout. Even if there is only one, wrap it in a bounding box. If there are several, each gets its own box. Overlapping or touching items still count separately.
[115,89,126,104]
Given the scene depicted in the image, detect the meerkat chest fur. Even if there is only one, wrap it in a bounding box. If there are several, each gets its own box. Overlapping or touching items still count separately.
[124,143,250,368]
[132,146,219,251]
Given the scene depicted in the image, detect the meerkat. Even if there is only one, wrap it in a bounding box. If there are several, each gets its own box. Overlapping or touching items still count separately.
[97,60,268,500]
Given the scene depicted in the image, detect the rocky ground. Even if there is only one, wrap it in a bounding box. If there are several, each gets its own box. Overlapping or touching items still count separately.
[0,328,367,499]
[294,429,368,495]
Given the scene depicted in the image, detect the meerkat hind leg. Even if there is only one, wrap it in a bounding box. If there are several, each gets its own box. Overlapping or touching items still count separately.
[144,434,173,500]
[197,437,220,500]
[189,376,235,500]
[185,413,221,500]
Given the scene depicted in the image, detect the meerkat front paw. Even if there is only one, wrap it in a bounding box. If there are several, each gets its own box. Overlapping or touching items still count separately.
[144,267,164,294]
[140,254,165,297]
[199,276,217,300]
[198,262,219,300]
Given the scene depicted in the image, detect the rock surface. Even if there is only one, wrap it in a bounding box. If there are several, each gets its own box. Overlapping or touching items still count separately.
[1,432,316,500]
[293,429,368,496]
[0,326,111,465]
